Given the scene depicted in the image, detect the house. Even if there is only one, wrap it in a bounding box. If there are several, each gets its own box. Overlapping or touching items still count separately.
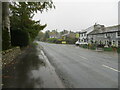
[49,35,58,38]
[79,30,88,44]
[61,31,76,40]
[77,24,105,45]
[49,30,60,39]
[88,25,120,47]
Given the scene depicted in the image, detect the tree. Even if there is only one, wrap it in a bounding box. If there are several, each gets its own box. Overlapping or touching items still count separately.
[37,31,45,41]
[60,30,68,35]
[2,1,55,50]
[2,2,11,50]
[44,31,50,41]
[9,1,54,47]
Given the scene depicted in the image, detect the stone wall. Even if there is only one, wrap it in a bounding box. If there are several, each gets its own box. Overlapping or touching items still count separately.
[2,47,21,68]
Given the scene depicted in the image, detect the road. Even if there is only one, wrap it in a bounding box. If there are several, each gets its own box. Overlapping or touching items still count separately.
[38,42,118,88]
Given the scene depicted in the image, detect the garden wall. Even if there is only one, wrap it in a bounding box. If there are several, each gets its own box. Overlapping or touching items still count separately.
[2,47,21,68]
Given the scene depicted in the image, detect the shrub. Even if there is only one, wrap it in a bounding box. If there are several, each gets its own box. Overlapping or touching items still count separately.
[11,30,30,47]
[104,47,113,51]
[80,44,88,48]
[88,44,96,50]
[47,38,57,43]
[90,45,96,50]
[56,39,62,44]
[66,38,77,44]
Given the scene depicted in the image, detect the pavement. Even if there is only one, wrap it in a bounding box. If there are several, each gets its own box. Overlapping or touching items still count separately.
[2,44,64,88]
[38,42,118,88]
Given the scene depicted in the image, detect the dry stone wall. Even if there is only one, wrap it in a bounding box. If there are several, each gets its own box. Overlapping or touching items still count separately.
[2,47,21,68]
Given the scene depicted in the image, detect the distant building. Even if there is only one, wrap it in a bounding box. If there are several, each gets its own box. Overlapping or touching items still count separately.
[49,35,58,38]
[49,32,59,39]
[61,31,76,40]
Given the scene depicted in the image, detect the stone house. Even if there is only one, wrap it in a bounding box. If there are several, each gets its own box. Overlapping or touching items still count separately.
[88,25,120,47]
[78,24,104,45]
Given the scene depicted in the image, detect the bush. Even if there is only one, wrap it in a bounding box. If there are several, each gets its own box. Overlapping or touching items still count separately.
[90,47,96,50]
[90,45,96,50]
[88,44,96,50]
[11,30,30,47]
[80,44,88,48]
[66,38,77,44]
[104,47,113,51]
[47,38,57,43]
[56,39,62,44]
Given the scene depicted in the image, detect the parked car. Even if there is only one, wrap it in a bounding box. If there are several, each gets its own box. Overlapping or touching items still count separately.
[62,41,66,44]
[75,41,80,46]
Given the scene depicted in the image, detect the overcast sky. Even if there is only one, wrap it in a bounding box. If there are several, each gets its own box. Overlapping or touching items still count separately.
[33,0,119,32]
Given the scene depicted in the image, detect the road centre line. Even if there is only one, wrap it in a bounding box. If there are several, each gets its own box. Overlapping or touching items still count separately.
[102,64,119,72]
[80,56,88,60]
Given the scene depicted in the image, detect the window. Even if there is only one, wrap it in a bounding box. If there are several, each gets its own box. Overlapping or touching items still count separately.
[118,41,120,47]
[81,34,83,37]
[109,41,112,46]
[112,41,115,46]
[118,32,120,36]
[91,38,93,40]
[83,33,84,37]
[104,33,107,38]
[84,33,86,36]
[105,41,107,45]
[99,40,102,44]
[113,41,115,44]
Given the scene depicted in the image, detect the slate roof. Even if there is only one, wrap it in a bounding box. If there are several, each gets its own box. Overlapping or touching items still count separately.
[104,25,119,33]
[88,25,120,35]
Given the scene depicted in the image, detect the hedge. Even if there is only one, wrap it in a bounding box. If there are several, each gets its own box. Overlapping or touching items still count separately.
[117,48,120,53]
[104,47,113,51]
[80,44,88,49]
[11,30,30,47]
[80,44,120,53]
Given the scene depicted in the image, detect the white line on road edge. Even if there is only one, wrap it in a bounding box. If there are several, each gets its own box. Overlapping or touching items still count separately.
[40,50,65,88]
[102,64,120,72]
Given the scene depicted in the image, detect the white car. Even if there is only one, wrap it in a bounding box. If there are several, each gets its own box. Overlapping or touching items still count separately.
[75,41,80,46]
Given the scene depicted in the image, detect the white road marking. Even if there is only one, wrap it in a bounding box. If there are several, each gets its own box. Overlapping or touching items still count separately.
[102,64,120,72]
[80,56,88,60]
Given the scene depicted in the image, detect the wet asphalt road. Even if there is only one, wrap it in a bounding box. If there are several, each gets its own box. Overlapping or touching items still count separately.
[38,42,118,88]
